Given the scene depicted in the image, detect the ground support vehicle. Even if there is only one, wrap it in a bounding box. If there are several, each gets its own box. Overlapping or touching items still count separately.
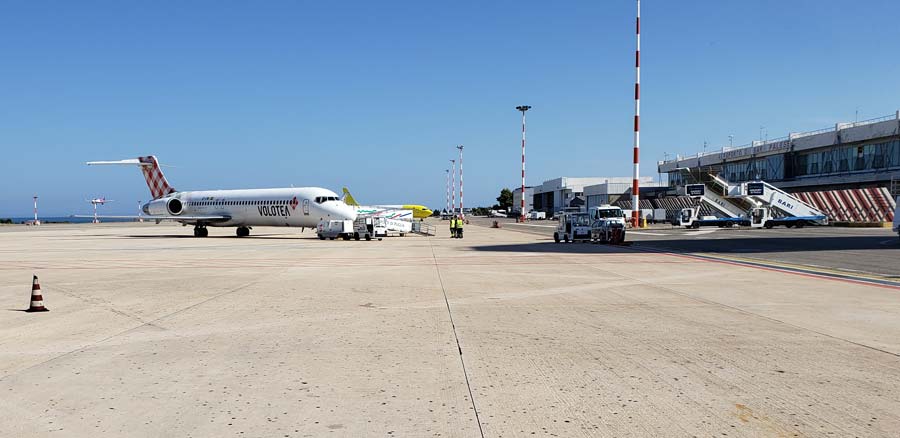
[383,217,412,236]
[678,207,749,229]
[589,205,627,226]
[317,219,354,240]
[748,207,824,229]
[590,219,626,244]
[528,211,546,220]
[739,181,828,228]
[651,208,668,224]
[678,177,829,230]
[554,212,593,243]
[353,216,386,241]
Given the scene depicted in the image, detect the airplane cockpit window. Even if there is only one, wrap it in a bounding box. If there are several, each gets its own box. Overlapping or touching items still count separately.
[315,196,340,204]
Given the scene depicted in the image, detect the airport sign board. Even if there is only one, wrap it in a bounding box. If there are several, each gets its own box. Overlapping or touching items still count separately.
[746,183,765,196]
[686,184,705,197]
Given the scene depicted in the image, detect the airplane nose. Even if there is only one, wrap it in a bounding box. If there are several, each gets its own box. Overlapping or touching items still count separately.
[331,203,356,220]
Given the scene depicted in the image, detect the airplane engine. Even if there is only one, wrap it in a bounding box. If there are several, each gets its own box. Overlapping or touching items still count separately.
[142,198,183,216]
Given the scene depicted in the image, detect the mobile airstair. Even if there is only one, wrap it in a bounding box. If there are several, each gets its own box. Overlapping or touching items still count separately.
[738,180,828,228]
[678,175,750,228]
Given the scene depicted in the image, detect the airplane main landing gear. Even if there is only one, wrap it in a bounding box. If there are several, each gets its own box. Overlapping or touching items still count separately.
[193,226,209,237]
[236,226,250,237]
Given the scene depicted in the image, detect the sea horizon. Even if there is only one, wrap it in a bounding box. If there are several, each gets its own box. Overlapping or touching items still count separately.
[1,216,138,224]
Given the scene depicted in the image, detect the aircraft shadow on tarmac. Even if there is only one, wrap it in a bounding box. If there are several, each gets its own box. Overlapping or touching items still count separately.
[120,234,311,240]
[472,235,900,254]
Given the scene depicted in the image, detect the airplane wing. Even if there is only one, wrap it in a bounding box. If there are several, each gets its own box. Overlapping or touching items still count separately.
[73,215,230,222]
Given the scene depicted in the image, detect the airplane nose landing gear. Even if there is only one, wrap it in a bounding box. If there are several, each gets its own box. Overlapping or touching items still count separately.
[193,226,208,237]
[236,226,250,237]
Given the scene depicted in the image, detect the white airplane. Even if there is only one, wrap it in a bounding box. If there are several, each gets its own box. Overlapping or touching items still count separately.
[86,155,357,237]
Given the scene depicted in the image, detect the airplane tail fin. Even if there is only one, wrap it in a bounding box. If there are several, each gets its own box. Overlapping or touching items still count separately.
[87,155,176,200]
[342,187,360,206]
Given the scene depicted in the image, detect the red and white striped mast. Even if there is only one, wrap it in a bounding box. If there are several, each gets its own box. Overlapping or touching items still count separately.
[457,145,464,218]
[33,195,40,225]
[516,105,531,222]
[450,159,456,216]
[631,0,642,228]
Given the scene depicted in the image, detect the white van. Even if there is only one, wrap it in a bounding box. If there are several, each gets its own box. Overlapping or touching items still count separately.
[317,219,354,240]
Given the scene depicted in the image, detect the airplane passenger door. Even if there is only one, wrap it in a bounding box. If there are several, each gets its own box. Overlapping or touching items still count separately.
[303,199,310,215]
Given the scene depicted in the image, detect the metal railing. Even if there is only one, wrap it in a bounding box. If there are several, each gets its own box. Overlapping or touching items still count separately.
[659,111,900,166]
[411,222,436,236]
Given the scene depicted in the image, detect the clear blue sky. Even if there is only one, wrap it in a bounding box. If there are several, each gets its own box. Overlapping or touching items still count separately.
[2,1,899,216]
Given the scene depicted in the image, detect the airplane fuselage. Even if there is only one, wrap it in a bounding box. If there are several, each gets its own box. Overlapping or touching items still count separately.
[144,187,357,227]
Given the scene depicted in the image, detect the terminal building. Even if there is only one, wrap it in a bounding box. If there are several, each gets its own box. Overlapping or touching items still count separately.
[658,111,900,223]
[513,176,659,215]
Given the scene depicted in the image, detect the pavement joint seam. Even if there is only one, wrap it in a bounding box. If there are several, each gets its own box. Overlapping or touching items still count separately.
[428,237,487,438]
[576,255,900,360]
[50,283,160,328]
[0,275,273,383]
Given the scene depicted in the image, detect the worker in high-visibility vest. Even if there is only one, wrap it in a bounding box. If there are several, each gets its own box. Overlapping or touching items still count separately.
[456,215,464,239]
[450,216,457,238]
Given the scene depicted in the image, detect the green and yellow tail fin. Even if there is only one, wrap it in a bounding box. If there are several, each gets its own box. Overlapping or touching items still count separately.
[342,187,360,206]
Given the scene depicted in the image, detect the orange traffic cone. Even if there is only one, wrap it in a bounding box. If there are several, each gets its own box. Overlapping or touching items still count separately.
[26,275,49,312]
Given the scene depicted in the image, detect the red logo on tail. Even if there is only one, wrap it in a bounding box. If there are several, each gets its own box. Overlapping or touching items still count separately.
[138,156,175,199]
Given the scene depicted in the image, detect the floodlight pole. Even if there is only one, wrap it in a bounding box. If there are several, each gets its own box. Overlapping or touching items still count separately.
[516,105,531,222]
[450,159,456,216]
[445,169,450,216]
[457,145,464,218]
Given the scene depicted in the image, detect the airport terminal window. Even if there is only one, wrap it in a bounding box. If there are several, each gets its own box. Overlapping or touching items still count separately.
[794,139,900,177]
[892,140,900,167]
